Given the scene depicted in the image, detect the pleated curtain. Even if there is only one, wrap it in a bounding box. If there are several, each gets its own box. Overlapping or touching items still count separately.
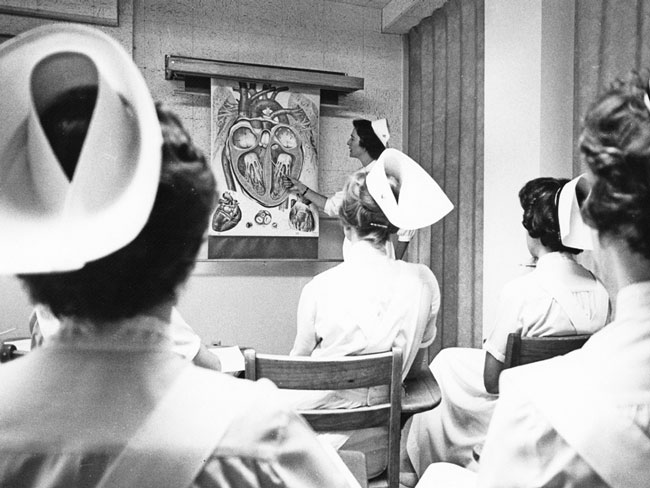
[574,0,650,174]
[407,0,484,353]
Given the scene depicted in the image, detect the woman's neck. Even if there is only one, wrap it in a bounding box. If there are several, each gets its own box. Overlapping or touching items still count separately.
[598,236,650,298]
[358,152,374,167]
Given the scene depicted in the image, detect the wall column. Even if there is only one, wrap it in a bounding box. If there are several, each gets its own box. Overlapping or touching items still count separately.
[483,0,575,333]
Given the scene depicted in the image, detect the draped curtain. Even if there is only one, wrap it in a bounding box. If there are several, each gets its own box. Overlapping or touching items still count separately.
[574,0,650,174]
[407,0,484,353]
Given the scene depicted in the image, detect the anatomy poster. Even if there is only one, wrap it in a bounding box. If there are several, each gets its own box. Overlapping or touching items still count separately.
[208,80,320,258]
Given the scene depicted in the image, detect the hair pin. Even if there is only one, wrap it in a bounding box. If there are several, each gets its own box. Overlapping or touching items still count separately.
[369,222,388,229]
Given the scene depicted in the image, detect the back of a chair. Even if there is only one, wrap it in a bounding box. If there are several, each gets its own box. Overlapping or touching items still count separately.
[504,333,591,369]
[244,347,403,488]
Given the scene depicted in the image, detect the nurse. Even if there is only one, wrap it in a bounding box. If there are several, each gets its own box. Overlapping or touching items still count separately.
[289,148,453,479]
[286,118,415,259]
[418,68,650,488]
[405,176,610,478]
[0,24,357,488]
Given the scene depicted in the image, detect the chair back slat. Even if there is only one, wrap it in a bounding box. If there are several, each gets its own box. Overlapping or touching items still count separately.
[302,405,390,431]
[246,350,394,390]
[504,333,591,369]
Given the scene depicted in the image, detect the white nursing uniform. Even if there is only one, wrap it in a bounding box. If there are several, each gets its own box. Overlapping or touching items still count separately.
[407,252,609,475]
[289,239,439,478]
[291,239,439,389]
[0,315,357,488]
[418,281,650,488]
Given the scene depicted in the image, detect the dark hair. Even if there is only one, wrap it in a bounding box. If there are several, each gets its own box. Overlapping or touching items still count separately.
[519,177,581,254]
[353,119,386,160]
[338,170,399,247]
[39,86,98,181]
[19,95,216,321]
[579,69,650,260]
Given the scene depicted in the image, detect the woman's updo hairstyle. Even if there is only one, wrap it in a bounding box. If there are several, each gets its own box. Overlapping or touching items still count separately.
[580,69,650,260]
[519,177,581,255]
[353,119,387,160]
[339,170,399,247]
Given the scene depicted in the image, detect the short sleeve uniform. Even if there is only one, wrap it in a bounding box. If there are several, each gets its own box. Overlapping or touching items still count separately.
[406,252,610,474]
[290,239,439,389]
[483,252,609,362]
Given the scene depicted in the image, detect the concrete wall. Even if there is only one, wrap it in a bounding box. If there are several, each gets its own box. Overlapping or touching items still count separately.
[0,0,405,353]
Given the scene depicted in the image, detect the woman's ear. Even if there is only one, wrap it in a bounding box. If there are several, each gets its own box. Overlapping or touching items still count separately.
[344,225,361,243]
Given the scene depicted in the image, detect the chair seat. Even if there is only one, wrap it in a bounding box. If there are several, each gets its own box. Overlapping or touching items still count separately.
[339,450,368,488]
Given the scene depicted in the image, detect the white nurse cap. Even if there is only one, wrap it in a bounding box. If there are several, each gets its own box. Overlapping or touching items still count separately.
[557,174,593,250]
[0,24,162,274]
[371,118,390,147]
[366,148,453,229]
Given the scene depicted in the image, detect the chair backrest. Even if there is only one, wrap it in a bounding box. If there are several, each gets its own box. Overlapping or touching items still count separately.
[0,341,28,363]
[244,347,403,488]
[504,333,591,369]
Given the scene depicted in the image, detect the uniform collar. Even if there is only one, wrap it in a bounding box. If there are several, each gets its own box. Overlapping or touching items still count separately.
[343,239,388,263]
[44,313,175,352]
[535,251,575,269]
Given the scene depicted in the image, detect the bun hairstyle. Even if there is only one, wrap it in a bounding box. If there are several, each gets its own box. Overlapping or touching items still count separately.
[339,170,399,247]
[519,177,581,255]
[580,69,650,260]
[353,119,387,160]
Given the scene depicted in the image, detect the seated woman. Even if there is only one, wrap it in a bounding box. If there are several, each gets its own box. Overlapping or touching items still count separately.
[289,148,453,478]
[0,24,356,487]
[417,67,650,488]
[406,176,610,478]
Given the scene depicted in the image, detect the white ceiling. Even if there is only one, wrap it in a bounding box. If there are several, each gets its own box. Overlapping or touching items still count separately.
[327,0,446,34]
[328,0,392,8]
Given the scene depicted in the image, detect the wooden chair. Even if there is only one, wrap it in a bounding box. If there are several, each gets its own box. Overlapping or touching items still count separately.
[244,347,403,488]
[503,332,591,369]
[0,340,28,363]
[473,333,592,463]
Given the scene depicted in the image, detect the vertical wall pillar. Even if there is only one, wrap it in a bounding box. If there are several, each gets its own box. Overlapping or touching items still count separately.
[482,0,574,333]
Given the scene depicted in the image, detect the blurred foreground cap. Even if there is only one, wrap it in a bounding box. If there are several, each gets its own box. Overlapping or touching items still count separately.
[0,24,161,274]
[558,174,593,250]
[366,148,453,229]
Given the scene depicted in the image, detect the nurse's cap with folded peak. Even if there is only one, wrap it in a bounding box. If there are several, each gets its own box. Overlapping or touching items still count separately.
[371,118,390,147]
[366,148,453,229]
[558,174,593,250]
[0,23,161,274]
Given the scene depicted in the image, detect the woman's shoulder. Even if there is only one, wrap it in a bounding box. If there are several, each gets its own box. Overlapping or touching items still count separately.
[541,253,601,287]
[500,270,540,300]
[187,368,295,433]
[397,261,438,287]
[181,369,354,487]
[309,261,347,286]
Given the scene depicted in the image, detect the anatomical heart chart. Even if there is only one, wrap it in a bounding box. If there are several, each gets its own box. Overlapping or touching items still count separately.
[209,79,320,252]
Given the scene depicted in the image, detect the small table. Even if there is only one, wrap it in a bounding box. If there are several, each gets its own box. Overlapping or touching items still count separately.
[401,368,441,426]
